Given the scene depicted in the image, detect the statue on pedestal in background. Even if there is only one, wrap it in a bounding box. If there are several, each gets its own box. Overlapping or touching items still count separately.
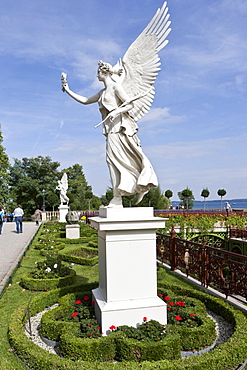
[61,2,171,208]
[56,173,69,206]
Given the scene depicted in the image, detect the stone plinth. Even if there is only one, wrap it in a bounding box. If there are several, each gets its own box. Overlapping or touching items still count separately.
[90,207,167,335]
[66,224,80,239]
[58,205,69,223]
[41,211,46,222]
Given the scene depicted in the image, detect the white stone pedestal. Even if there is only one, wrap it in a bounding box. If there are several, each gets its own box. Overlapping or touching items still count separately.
[41,211,46,222]
[66,224,80,239]
[58,205,69,222]
[90,207,167,335]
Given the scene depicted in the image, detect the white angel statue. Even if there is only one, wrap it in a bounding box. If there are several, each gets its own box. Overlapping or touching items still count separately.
[61,2,171,208]
[56,173,69,205]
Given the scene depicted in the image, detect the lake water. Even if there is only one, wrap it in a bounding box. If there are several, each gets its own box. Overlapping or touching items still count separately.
[171,198,247,210]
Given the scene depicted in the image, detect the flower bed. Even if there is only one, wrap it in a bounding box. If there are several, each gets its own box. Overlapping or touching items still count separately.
[59,245,98,266]
[8,279,247,369]
[20,269,76,291]
[40,291,215,356]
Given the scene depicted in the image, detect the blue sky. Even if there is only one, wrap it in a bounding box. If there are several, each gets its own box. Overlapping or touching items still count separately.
[1,0,247,201]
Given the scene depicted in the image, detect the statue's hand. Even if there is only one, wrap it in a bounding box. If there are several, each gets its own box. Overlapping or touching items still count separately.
[61,72,68,92]
[62,82,69,92]
[108,110,119,122]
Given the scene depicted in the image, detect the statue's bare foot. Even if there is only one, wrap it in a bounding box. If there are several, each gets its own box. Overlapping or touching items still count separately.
[107,196,123,208]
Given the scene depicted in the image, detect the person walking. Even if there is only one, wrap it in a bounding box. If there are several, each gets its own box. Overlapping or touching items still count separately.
[0,207,4,235]
[13,205,24,233]
[225,202,232,217]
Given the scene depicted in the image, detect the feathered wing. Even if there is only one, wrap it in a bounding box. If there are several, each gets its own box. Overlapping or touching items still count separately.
[61,173,68,191]
[117,2,171,122]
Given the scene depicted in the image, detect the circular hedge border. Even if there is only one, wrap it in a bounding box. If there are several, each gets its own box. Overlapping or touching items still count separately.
[8,282,247,370]
[20,269,77,291]
[58,245,98,266]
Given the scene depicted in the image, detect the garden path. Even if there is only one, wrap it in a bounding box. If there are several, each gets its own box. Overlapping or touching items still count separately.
[0,221,38,294]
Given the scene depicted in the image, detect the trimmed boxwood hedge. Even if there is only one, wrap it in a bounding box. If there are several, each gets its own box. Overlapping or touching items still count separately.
[41,292,215,353]
[8,281,247,369]
[20,268,77,291]
[59,329,180,362]
[59,245,98,266]
[40,291,180,362]
[158,292,217,351]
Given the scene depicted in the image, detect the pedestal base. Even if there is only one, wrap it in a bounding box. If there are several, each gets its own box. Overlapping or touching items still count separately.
[93,287,166,335]
[89,207,167,336]
[58,205,69,222]
[66,224,80,239]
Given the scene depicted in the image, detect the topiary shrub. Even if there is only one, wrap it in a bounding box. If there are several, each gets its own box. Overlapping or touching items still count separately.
[20,268,76,291]
[59,245,98,266]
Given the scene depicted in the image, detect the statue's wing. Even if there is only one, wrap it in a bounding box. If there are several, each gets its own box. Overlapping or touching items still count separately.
[118,2,171,122]
[61,173,68,191]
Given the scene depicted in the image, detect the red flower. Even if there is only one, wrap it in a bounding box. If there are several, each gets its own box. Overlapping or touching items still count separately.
[190,313,195,317]
[97,326,101,330]
[167,308,171,310]
[176,301,185,307]
[71,312,78,317]
[91,301,95,305]
[83,296,89,301]
[158,293,163,297]
[164,296,171,301]
[143,317,147,322]
[175,315,182,321]
[75,300,82,304]
[109,325,116,330]
[169,302,174,306]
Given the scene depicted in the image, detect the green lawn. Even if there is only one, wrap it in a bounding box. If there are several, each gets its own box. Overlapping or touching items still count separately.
[0,236,98,370]
[1,223,246,370]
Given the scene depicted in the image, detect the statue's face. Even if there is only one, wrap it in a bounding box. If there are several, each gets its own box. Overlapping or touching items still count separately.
[97,68,107,81]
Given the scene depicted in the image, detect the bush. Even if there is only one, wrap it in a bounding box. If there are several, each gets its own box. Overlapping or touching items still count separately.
[59,245,98,266]
[20,268,76,291]
[8,280,247,369]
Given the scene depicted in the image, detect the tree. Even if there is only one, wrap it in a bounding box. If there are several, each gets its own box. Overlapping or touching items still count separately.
[85,186,93,211]
[138,186,169,209]
[178,187,195,210]
[201,188,210,210]
[165,189,173,200]
[165,189,173,208]
[217,189,227,210]
[9,156,60,215]
[0,125,10,206]
[63,164,101,210]
[101,186,169,209]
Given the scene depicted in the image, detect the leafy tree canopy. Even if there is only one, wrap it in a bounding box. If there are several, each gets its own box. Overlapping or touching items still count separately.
[0,125,10,206]
[178,187,195,209]
[201,188,210,198]
[9,156,60,215]
[165,189,173,199]
[201,188,210,210]
[101,186,169,210]
[217,189,227,197]
[62,164,101,210]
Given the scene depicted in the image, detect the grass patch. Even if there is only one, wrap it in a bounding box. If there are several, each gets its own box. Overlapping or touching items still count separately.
[2,222,247,369]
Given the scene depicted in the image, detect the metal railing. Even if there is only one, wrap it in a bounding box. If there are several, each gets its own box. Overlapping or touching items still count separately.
[157,226,247,300]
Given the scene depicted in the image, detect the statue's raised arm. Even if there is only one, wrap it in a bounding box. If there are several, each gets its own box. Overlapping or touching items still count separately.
[61,2,171,208]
